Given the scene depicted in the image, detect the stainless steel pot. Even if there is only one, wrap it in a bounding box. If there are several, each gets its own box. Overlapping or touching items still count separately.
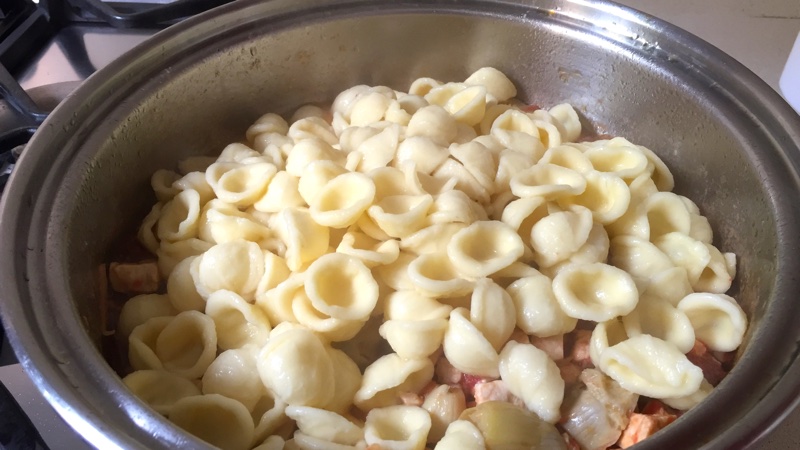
[2,0,800,448]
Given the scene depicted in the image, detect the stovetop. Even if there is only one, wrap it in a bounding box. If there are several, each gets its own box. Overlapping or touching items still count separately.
[0,0,798,449]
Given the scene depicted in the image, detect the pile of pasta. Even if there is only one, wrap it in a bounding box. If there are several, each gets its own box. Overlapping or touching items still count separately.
[120,67,748,450]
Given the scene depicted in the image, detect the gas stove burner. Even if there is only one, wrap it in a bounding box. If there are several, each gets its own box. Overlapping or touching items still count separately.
[65,0,236,28]
[0,80,80,192]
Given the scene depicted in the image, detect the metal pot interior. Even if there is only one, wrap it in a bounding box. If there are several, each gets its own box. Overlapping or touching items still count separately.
[2,0,800,448]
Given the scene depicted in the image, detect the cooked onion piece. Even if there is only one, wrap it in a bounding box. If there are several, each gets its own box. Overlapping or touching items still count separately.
[459,401,566,450]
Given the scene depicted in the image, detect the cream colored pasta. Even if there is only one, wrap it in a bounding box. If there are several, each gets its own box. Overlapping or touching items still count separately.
[447,221,524,279]
[324,347,363,413]
[125,68,746,450]
[395,136,450,174]
[540,144,593,174]
[464,67,516,101]
[118,294,175,339]
[442,308,500,378]
[367,193,433,238]
[431,158,491,203]
[151,169,181,202]
[166,257,206,312]
[382,290,452,321]
[304,253,378,321]
[677,293,747,352]
[428,190,486,226]
[450,141,496,192]
[198,199,274,246]
[285,406,363,446]
[246,113,290,141]
[269,207,330,271]
[352,125,402,172]
[336,229,400,267]
[400,222,467,255]
[123,369,200,415]
[661,379,713,411]
[291,288,365,342]
[191,240,266,301]
[206,161,277,207]
[506,272,577,337]
[598,334,704,399]
[530,206,593,268]
[202,347,266,412]
[557,170,630,224]
[642,266,694,306]
[169,394,255,450]
[205,290,271,350]
[407,251,474,298]
[288,116,338,146]
[498,341,564,424]
[252,436,287,450]
[553,263,639,322]
[252,171,305,213]
[422,385,468,442]
[494,149,536,193]
[510,164,586,200]
[434,420,486,450]
[257,327,335,408]
[584,144,649,180]
[155,311,218,379]
[608,235,674,283]
[156,237,212,277]
[491,109,545,158]
[157,189,202,242]
[469,278,516,351]
[622,296,695,353]
[588,318,630,367]
[138,203,163,254]
[363,405,431,450]
[353,354,434,411]
[379,318,448,359]
[654,232,712,285]
[406,105,457,147]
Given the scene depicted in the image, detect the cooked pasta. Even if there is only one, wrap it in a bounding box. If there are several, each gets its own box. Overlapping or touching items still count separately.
[118,67,747,450]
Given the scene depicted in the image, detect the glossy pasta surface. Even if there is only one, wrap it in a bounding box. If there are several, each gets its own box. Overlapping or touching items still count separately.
[118,68,746,450]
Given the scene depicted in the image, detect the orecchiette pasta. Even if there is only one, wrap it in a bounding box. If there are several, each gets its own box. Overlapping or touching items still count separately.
[597,334,704,399]
[499,341,565,424]
[120,67,747,450]
[364,405,432,450]
[677,293,747,352]
[169,394,255,450]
